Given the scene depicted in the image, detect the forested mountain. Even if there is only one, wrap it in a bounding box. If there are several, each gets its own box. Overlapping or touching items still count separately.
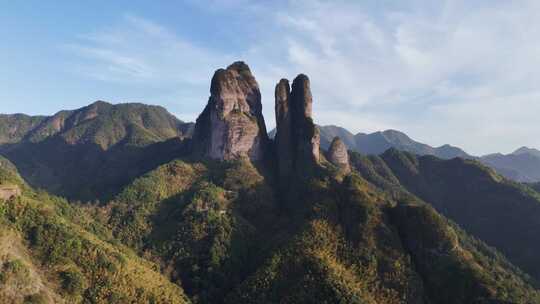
[0,101,192,148]
[2,62,540,303]
[0,159,189,303]
[351,149,540,281]
[0,101,193,201]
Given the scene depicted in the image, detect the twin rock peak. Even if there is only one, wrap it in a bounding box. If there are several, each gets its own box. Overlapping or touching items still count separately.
[192,61,349,176]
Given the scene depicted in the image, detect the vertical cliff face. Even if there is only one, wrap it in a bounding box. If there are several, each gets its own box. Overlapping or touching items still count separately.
[192,62,319,169]
[326,137,350,172]
[290,74,320,166]
[275,79,293,178]
[275,74,320,179]
[192,62,269,161]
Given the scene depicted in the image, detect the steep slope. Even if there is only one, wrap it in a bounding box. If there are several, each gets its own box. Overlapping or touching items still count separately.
[192,62,269,161]
[103,63,540,303]
[106,155,540,303]
[107,159,279,303]
[351,148,540,282]
[0,165,189,303]
[0,101,193,201]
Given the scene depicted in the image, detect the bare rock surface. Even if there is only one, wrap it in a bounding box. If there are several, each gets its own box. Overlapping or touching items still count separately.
[326,136,350,172]
[274,74,320,178]
[192,62,269,161]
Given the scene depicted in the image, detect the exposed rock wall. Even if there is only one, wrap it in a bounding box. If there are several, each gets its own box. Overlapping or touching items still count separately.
[192,61,319,169]
[275,79,293,178]
[192,62,269,161]
[274,74,320,178]
[326,137,350,172]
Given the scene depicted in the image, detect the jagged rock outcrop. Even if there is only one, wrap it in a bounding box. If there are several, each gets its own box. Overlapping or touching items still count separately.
[192,62,269,161]
[275,74,320,178]
[326,137,350,172]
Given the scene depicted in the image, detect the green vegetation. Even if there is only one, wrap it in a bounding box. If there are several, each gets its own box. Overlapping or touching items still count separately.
[0,166,190,304]
[23,293,48,304]
[391,203,540,303]
[107,159,277,303]
[0,114,46,144]
[0,101,193,202]
[104,155,540,303]
[3,102,540,303]
[365,149,540,281]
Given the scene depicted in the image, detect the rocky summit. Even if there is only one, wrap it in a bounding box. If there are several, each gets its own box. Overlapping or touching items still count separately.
[275,74,320,179]
[326,136,350,172]
[192,61,269,161]
[192,63,320,173]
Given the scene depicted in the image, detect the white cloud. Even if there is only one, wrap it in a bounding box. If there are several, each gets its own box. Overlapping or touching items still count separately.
[66,14,230,85]
[66,1,540,155]
[251,0,540,155]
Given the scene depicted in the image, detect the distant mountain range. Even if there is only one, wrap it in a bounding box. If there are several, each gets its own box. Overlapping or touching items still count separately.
[318,126,472,159]
[271,125,472,160]
[481,148,540,182]
[305,125,540,183]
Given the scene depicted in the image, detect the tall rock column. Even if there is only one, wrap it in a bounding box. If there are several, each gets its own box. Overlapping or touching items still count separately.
[275,79,293,178]
[192,62,269,161]
[274,74,320,179]
[290,74,320,166]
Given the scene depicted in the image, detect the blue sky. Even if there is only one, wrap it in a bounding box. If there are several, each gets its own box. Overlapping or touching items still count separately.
[2,0,540,155]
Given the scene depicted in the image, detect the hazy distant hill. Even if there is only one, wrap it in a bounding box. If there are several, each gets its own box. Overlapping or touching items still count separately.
[271,125,472,160]
[316,125,358,149]
[310,125,540,183]
[479,147,540,182]
[514,146,540,158]
[352,129,472,159]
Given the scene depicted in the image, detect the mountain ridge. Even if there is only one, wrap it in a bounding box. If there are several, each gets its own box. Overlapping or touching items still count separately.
[2,61,540,303]
[0,100,193,149]
[0,101,194,201]
[314,125,540,183]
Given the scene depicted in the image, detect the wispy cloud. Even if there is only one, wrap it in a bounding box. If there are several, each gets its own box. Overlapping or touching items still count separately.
[64,14,233,122]
[261,0,540,154]
[65,1,540,154]
[65,14,230,85]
